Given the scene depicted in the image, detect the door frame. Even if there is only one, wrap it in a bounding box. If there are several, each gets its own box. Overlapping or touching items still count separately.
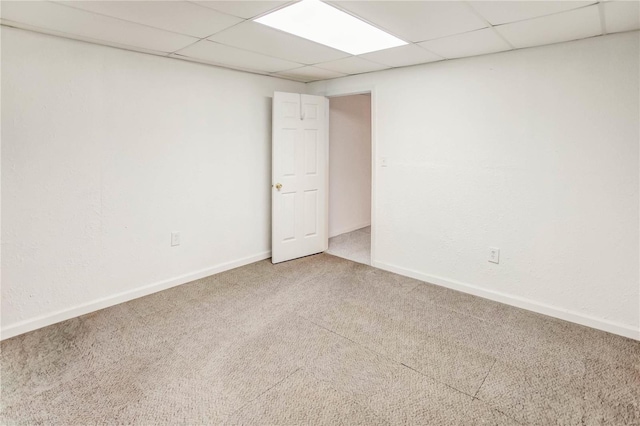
[322,85,378,267]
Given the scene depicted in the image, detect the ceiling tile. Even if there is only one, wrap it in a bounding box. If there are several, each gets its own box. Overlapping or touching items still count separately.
[275,66,346,82]
[0,1,198,53]
[470,1,596,25]
[208,21,350,65]
[358,43,443,68]
[57,1,243,39]
[496,5,602,48]
[328,1,487,42]
[168,52,264,75]
[419,28,512,59]
[191,1,292,19]
[175,40,302,73]
[604,1,640,34]
[315,56,390,75]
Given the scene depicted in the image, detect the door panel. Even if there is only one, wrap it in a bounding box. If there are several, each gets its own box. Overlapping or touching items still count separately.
[304,130,318,175]
[304,189,318,237]
[272,92,328,264]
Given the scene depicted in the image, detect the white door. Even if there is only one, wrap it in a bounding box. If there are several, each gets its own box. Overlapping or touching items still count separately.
[272,92,328,264]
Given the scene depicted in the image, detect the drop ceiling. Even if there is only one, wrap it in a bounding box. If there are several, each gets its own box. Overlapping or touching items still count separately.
[1,1,638,83]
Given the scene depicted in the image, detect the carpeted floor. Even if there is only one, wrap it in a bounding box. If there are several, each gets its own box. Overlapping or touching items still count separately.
[1,254,639,425]
[326,227,371,265]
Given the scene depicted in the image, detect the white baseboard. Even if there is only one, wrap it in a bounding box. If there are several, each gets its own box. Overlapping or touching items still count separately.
[329,222,371,238]
[5,253,637,342]
[1,251,272,340]
[375,261,640,341]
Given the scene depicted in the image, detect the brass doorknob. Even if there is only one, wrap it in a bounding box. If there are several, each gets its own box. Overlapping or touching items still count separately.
[275,183,282,191]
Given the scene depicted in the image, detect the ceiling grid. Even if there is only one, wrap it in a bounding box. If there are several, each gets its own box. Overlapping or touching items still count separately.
[0,0,637,82]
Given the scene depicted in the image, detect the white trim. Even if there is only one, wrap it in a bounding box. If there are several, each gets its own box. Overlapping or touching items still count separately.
[329,222,371,238]
[324,96,330,252]
[0,251,272,340]
[376,261,640,341]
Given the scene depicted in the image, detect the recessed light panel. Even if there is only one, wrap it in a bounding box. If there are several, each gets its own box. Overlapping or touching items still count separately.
[255,0,407,55]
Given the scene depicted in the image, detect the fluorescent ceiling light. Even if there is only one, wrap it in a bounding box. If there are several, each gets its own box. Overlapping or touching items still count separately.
[255,0,407,55]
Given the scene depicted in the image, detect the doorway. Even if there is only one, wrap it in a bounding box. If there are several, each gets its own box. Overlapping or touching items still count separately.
[325,93,372,265]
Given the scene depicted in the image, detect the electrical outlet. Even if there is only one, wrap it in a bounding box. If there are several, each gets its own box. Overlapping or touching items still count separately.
[488,247,500,264]
[171,232,181,247]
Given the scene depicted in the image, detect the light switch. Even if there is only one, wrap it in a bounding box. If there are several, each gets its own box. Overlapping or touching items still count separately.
[489,247,500,264]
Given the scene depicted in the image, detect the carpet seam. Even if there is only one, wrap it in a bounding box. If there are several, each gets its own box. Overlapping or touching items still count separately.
[472,358,497,400]
[399,362,476,399]
[300,314,495,403]
[226,367,302,420]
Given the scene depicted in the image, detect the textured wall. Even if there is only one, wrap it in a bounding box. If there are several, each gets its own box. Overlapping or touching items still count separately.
[329,94,372,237]
[3,27,639,340]
[1,27,305,336]
[310,32,640,338]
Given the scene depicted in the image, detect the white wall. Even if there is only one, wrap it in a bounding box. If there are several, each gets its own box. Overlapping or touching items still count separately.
[1,27,305,338]
[329,94,371,237]
[310,32,640,339]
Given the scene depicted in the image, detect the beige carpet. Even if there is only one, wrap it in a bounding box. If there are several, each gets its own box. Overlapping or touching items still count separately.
[326,227,371,265]
[1,254,639,425]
